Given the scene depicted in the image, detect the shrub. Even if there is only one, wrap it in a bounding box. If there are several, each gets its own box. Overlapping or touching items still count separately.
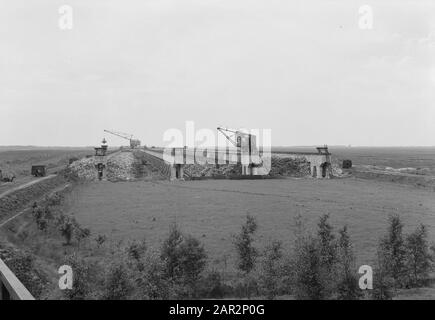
[32,205,48,231]
[161,223,184,279]
[234,214,258,274]
[178,236,207,288]
[371,251,394,300]
[160,224,208,298]
[378,215,407,288]
[58,215,76,245]
[74,225,91,247]
[198,270,226,298]
[405,224,432,287]
[95,234,107,247]
[336,226,361,300]
[62,253,93,300]
[293,236,324,300]
[139,251,171,299]
[125,238,147,270]
[102,261,133,300]
[317,214,336,271]
[233,214,258,299]
[259,240,283,299]
[317,214,338,296]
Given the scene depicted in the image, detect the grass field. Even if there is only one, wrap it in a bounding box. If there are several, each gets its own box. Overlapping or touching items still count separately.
[65,177,435,273]
[0,147,96,194]
[0,147,94,176]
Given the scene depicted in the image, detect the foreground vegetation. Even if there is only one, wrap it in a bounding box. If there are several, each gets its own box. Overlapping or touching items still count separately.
[1,186,434,300]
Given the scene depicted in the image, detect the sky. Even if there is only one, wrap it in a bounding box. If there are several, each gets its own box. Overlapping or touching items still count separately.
[1,0,435,147]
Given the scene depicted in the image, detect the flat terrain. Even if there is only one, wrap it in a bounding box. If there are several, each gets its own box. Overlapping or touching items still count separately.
[0,147,96,176]
[274,146,435,173]
[0,147,94,194]
[66,177,435,271]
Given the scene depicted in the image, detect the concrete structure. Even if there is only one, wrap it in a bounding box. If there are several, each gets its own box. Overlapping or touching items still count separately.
[94,139,109,180]
[0,258,34,300]
[142,145,332,180]
[274,146,332,178]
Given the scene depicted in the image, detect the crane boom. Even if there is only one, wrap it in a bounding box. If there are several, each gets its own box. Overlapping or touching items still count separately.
[217,127,239,147]
[104,129,141,149]
[104,130,133,141]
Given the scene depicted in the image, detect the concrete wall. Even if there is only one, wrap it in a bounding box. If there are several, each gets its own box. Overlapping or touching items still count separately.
[274,153,332,178]
[142,148,332,179]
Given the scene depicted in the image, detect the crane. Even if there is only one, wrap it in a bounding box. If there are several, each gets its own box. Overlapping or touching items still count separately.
[217,127,262,175]
[217,127,241,147]
[104,129,141,149]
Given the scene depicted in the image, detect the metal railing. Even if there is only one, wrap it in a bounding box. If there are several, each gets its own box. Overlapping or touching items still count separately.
[0,258,34,300]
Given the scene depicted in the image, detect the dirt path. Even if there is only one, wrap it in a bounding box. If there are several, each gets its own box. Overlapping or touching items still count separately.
[0,182,70,228]
[0,175,56,200]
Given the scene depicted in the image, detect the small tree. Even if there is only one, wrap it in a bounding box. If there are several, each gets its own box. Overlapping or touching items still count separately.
[125,238,147,271]
[234,215,258,274]
[32,205,48,231]
[161,223,184,279]
[316,214,338,297]
[294,236,324,300]
[336,226,361,300]
[63,253,92,300]
[95,234,107,247]
[178,235,207,294]
[371,250,394,300]
[233,214,258,298]
[59,215,75,245]
[317,214,336,270]
[160,224,207,298]
[379,215,407,288]
[102,261,133,300]
[405,224,432,287]
[74,226,91,247]
[259,240,283,299]
[139,251,171,299]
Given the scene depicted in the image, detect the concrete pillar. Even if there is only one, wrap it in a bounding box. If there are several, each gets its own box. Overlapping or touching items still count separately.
[170,165,177,181]
[310,165,316,177]
[242,164,250,175]
[178,164,184,180]
[316,165,322,178]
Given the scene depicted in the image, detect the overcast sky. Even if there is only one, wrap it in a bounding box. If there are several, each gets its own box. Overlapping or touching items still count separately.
[1,0,434,147]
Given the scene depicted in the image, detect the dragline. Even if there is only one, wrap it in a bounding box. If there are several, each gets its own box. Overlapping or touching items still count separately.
[104,129,141,149]
[217,127,262,175]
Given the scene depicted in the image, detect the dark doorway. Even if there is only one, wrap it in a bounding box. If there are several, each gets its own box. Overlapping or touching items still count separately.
[321,163,328,178]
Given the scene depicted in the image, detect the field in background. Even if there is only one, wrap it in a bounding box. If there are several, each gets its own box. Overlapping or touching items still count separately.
[66,177,435,273]
[274,146,435,173]
[0,147,95,176]
[0,147,96,195]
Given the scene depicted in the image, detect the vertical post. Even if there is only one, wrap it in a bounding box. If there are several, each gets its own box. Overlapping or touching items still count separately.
[179,165,184,179]
[215,146,219,168]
